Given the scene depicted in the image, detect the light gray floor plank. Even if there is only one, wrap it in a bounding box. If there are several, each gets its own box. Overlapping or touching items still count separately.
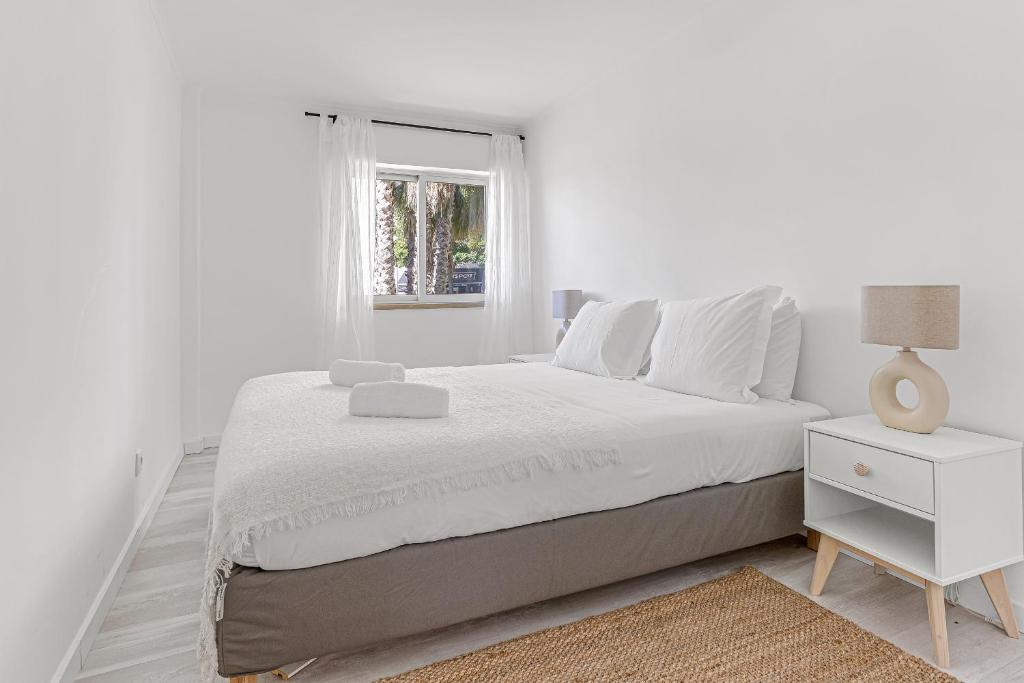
[85,614,200,671]
[129,534,207,573]
[77,447,1024,681]
[119,559,205,597]
[77,647,202,683]
[99,582,204,634]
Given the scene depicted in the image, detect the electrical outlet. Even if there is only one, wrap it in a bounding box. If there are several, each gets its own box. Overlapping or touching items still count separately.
[135,450,144,478]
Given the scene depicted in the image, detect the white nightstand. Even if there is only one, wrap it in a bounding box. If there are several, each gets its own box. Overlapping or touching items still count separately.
[507,353,555,363]
[804,415,1023,667]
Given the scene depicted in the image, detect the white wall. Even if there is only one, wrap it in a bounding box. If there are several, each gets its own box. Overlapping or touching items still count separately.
[527,0,1024,619]
[0,1,182,679]
[184,91,494,438]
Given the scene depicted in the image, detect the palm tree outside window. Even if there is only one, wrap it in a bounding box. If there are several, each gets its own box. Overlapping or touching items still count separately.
[373,165,488,304]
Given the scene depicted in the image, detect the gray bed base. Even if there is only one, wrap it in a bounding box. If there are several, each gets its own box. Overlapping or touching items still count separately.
[218,469,805,676]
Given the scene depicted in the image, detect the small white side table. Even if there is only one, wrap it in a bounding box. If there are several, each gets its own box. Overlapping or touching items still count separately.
[507,353,555,363]
[804,415,1023,667]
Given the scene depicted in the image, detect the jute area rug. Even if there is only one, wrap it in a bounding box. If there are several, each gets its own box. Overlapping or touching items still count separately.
[380,566,958,682]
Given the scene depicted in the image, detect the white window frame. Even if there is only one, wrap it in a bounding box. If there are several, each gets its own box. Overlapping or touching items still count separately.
[373,164,490,306]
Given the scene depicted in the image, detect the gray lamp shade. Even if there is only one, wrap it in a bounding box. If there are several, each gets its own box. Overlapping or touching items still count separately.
[861,285,960,350]
[552,289,583,320]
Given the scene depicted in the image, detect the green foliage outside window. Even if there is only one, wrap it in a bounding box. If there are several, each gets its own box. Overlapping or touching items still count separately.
[374,177,485,296]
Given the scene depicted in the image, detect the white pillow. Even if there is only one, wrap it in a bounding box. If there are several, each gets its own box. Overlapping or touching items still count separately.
[753,297,802,401]
[552,299,660,378]
[645,285,782,403]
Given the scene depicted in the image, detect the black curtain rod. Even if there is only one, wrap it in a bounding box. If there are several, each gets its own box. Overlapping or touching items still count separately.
[304,111,525,141]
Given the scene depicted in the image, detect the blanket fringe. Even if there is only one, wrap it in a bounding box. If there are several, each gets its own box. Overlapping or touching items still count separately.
[223,447,621,558]
[198,531,234,681]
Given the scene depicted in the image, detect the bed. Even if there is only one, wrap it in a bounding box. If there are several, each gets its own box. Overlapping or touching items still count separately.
[203,362,828,680]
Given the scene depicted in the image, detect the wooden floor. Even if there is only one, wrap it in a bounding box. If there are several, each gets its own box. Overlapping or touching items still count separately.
[77,449,1024,682]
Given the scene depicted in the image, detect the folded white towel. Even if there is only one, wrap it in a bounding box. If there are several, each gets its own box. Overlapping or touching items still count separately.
[348,381,450,419]
[329,359,405,387]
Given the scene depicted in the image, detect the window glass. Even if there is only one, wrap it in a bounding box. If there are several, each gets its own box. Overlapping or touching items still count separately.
[425,181,486,295]
[373,178,418,296]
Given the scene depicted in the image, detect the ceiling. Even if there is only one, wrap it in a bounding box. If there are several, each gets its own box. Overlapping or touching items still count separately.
[152,0,706,127]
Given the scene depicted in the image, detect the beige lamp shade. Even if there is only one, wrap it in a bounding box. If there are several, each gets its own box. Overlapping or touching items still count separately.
[861,285,960,350]
[861,285,960,434]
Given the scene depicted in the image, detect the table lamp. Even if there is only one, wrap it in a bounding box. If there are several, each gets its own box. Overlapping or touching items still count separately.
[552,289,583,347]
[861,285,960,433]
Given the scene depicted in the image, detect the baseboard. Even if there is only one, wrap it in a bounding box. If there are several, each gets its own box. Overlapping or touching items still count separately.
[183,438,204,455]
[951,573,1024,630]
[52,447,185,683]
[838,548,1024,631]
[203,434,221,449]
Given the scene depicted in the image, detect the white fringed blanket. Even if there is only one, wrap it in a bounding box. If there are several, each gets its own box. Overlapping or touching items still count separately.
[199,365,627,680]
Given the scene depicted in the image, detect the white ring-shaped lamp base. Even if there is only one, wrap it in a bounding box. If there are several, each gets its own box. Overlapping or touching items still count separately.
[868,349,949,434]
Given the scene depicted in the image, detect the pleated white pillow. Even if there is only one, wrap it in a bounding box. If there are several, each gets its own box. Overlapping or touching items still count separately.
[753,297,802,401]
[552,299,660,378]
[646,285,782,403]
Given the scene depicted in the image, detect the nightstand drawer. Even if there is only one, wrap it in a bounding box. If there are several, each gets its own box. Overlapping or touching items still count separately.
[808,432,934,514]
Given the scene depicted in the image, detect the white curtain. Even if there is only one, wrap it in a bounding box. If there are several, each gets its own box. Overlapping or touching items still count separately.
[481,134,533,363]
[317,115,376,366]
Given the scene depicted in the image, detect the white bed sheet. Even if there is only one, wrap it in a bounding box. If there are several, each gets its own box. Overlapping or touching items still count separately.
[234,363,828,570]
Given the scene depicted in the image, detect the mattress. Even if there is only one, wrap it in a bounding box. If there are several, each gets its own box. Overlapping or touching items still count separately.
[219,471,806,676]
[233,363,828,570]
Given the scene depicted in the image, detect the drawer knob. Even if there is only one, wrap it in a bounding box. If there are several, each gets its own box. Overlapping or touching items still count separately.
[853,462,870,477]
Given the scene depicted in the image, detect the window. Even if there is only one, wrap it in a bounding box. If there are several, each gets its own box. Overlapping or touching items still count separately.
[373,165,488,305]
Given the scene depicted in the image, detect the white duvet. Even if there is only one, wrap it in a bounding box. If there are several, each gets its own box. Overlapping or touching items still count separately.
[220,362,829,570]
[201,363,828,679]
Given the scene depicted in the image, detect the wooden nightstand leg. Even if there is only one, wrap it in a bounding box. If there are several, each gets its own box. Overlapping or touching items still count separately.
[925,581,951,668]
[809,534,839,596]
[980,568,1020,639]
[806,529,820,551]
